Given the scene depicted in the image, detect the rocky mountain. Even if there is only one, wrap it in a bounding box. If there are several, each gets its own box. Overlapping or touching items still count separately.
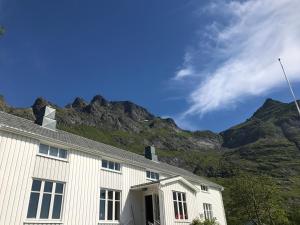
[0,95,222,154]
[1,95,300,219]
[221,98,300,177]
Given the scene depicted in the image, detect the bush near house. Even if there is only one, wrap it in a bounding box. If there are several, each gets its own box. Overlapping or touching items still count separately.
[190,218,219,225]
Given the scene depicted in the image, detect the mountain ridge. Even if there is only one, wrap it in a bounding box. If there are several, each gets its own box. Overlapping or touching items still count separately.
[1,94,300,223]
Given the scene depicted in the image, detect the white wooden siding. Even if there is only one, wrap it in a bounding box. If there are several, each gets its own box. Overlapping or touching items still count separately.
[161,182,197,225]
[0,130,227,225]
[33,155,69,182]
[194,185,227,225]
[63,150,99,225]
[0,131,38,225]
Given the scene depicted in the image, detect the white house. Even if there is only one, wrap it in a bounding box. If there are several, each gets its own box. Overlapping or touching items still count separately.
[0,106,227,225]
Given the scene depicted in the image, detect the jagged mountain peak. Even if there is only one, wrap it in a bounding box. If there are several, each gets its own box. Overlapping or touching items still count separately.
[90,95,109,106]
[71,97,87,109]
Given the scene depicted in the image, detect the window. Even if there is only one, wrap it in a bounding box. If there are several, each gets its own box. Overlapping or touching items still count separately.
[39,144,68,160]
[201,185,208,192]
[203,203,213,220]
[146,170,159,181]
[99,189,121,221]
[27,179,64,220]
[101,159,121,172]
[173,191,188,220]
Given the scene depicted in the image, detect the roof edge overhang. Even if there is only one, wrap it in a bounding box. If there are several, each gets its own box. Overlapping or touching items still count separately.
[160,176,200,193]
[0,123,224,191]
[131,182,160,190]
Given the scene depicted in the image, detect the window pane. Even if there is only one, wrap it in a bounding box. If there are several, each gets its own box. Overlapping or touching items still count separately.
[44,181,53,193]
[108,201,113,220]
[115,201,120,220]
[115,192,120,200]
[173,192,177,200]
[115,163,120,171]
[100,190,106,199]
[146,171,150,178]
[102,160,108,168]
[40,193,52,219]
[52,195,62,219]
[178,193,182,201]
[39,144,49,154]
[27,192,40,218]
[59,149,67,159]
[182,193,186,201]
[55,183,64,194]
[108,191,113,200]
[109,161,114,170]
[31,180,41,191]
[49,147,59,157]
[183,203,188,219]
[99,199,106,220]
[156,173,159,180]
[151,172,155,179]
[174,202,178,219]
[178,201,183,219]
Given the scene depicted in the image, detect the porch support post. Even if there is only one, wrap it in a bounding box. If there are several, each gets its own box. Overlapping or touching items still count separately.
[158,185,166,225]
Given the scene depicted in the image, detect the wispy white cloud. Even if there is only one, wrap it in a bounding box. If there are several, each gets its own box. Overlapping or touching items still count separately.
[176,0,300,116]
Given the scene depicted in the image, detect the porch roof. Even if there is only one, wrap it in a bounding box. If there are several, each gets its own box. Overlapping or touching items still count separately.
[131,176,200,192]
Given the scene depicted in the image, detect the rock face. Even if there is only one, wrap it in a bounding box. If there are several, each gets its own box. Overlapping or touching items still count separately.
[0,95,222,153]
[220,98,300,183]
[221,98,300,150]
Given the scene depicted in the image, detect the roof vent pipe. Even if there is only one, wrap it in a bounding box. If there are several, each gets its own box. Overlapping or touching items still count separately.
[39,106,57,130]
[144,146,158,162]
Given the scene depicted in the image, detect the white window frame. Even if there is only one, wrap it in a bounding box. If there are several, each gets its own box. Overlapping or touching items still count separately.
[172,191,188,220]
[146,170,159,181]
[203,203,213,220]
[99,189,121,222]
[26,179,65,221]
[200,185,209,192]
[38,143,68,161]
[101,159,121,173]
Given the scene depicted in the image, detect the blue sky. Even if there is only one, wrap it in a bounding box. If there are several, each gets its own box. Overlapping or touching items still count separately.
[0,0,300,132]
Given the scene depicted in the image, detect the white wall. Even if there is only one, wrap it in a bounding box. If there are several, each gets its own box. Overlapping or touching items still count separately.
[161,182,197,225]
[194,185,227,225]
[0,130,226,225]
[0,131,39,225]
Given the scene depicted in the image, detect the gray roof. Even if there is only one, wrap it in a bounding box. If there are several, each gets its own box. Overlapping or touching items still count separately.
[0,111,222,190]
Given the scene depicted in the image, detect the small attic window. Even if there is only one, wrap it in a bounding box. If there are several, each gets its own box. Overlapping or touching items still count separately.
[38,144,68,160]
[146,170,159,181]
[102,159,121,172]
[201,185,208,192]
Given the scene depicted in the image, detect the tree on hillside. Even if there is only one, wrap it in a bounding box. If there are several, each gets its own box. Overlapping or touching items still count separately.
[227,174,289,225]
[288,206,300,225]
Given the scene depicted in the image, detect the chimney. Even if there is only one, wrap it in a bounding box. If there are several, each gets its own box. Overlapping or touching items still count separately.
[144,146,158,162]
[38,106,57,130]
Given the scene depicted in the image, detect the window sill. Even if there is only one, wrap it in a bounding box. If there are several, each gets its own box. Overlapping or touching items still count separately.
[98,221,120,224]
[37,153,68,163]
[201,190,209,194]
[24,219,63,224]
[101,167,122,174]
[146,178,159,182]
[174,219,191,223]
